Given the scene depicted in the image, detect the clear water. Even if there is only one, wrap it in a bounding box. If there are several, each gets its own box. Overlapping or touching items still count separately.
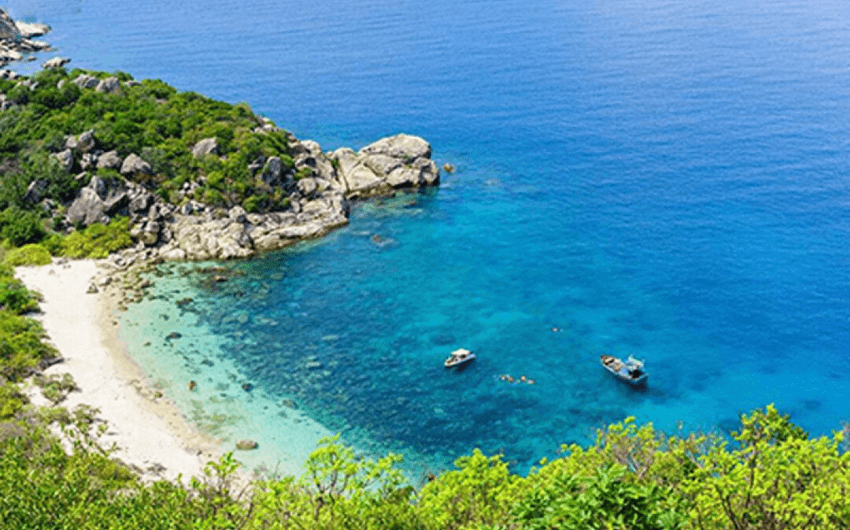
[9,0,850,476]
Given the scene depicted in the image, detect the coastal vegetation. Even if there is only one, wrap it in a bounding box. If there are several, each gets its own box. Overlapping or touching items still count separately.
[0,66,300,262]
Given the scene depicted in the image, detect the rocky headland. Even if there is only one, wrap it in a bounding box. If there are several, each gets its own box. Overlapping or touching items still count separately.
[47,100,439,266]
[0,8,55,67]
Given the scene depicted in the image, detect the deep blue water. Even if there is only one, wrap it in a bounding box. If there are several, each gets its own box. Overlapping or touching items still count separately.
[10,0,850,474]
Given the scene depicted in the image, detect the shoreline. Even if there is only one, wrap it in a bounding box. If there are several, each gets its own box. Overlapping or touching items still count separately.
[17,259,222,484]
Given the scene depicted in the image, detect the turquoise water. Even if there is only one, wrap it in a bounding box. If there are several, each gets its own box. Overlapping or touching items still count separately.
[10,0,850,476]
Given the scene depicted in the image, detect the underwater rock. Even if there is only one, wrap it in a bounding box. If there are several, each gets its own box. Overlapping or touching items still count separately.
[236,439,258,450]
[281,399,298,409]
[165,331,182,340]
[176,297,193,308]
[241,382,253,392]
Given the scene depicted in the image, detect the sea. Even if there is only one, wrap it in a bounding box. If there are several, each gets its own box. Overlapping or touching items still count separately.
[8,0,850,479]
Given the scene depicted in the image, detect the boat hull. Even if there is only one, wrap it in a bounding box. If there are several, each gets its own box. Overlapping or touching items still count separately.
[444,355,475,369]
[600,355,648,387]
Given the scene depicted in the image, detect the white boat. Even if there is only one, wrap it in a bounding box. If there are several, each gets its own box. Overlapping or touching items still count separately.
[444,348,475,368]
[600,354,648,387]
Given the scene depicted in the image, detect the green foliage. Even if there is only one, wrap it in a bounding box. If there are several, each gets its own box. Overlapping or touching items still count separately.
[3,244,52,267]
[295,166,313,180]
[57,217,133,258]
[35,373,76,405]
[418,449,519,529]
[0,208,46,247]
[0,310,57,381]
[0,68,295,228]
[681,405,850,529]
[0,277,41,314]
[252,434,416,530]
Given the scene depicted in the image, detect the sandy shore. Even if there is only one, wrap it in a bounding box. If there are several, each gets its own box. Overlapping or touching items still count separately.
[17,259,221,483]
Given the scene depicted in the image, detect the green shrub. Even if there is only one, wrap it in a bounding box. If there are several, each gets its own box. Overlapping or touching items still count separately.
[295,166,313,180]
[3,244,52,267]
[243,194,263,213]
[58,217,133,259]
[0,311,57,381]
[35,373,76,405]
[0,209,45,248]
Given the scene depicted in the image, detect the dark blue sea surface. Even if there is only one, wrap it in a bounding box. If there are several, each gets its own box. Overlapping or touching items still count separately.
[10,0,850,474]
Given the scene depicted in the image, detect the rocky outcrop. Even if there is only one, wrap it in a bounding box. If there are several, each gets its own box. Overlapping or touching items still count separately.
[95,76,121,94]
[96,150,122,170]
[66,175,157,227]
[50,126,438,262]
[120,154,152,177]
[191,138,218,158]
[0,10,20,42]
[0,9,54,67]
[327,134,439,199]
[43,56,70,69]
[15,21,50,39]
[73,74,99,89]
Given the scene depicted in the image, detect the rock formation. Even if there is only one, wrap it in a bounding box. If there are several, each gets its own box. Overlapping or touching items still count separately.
[47,123,439,262]
[0,8,53,68]
[17,60,440,263]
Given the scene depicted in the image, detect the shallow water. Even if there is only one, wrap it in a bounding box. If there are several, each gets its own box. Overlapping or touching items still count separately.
[10,0,850,476]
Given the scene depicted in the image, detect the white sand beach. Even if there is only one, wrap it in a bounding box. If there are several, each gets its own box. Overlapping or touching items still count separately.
[17,259,221,483]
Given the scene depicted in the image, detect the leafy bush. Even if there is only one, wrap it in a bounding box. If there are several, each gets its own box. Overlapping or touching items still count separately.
[34,373,76,404]
[3,244,52,267]
[0,209,45,247]
[58,217,133,258]
[0,311,57,381]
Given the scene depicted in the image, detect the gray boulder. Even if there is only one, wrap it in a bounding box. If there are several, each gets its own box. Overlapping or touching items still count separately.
[80,152,96,171]
[90,175,108,199]
[228,206,246,223]
[66,188,110,226]
[329,134,439,198]
[15,21,50,39]
[329,148,383,198]
[128,190,153,214]
[0,10,20,42]
[96,150,122,170]
[66,130,96,153]
[73,74,99,89]
[129,221,160,246]
[261,156,282,186]
[191,137,218,158]
[54,149,74,173]
[66,176,131,226]
[0,48,22,64]
[360,133,432,161]
[23,180,46,204]
[42,57,70,69]
[120,153,152,176]
[76,130,96,152]
[95,76,120,94]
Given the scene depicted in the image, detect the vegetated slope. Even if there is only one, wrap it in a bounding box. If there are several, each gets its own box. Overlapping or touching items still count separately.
[0,67,296,255]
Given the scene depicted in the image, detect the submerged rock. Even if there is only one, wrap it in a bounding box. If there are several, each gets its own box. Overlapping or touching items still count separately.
[236,439,258,450]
